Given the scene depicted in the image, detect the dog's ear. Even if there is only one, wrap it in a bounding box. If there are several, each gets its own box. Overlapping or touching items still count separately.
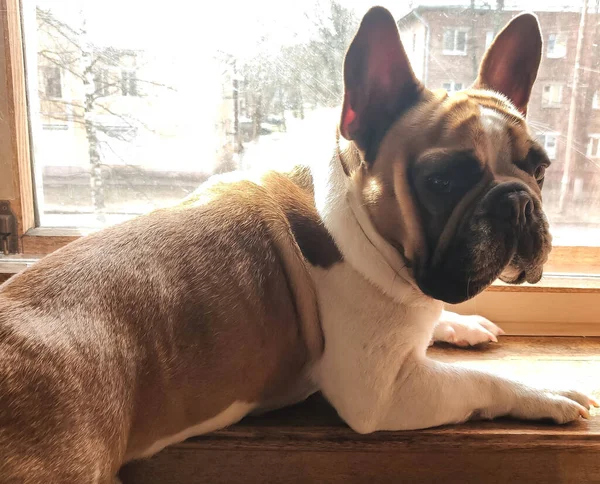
[340,7,422,163]
[473,13,542,116]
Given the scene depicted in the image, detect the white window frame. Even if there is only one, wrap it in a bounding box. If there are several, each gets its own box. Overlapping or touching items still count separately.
[542,83,564,108]
[442,28,468,56]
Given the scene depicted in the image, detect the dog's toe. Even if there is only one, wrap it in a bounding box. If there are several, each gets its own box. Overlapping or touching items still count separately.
[432,314,504,347]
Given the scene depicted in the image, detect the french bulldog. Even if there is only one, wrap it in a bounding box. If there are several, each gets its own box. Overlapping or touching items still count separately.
[0,6,596,483]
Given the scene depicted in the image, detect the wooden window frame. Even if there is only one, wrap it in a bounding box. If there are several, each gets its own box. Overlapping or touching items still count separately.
[1,1,600,336]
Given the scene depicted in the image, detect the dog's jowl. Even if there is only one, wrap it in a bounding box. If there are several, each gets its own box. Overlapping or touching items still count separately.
[0,6,596,483]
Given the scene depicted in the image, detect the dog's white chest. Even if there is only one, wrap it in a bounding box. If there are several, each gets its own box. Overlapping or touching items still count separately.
[308,262,442,432]
[311,263,441,381]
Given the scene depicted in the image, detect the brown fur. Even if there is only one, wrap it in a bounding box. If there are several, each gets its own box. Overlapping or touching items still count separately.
[0,170,328,482]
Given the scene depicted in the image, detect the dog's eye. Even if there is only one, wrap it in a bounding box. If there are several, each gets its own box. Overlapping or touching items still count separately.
[426,175,453,193]
[534,165,546,182]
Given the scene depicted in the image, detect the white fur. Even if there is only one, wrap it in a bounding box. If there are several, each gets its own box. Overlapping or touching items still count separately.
[309,147,594,432]
[137,401,255,458]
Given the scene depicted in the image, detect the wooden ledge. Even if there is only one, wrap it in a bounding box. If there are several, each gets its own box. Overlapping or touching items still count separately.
[121,337,600,483]
[489,276,600,293]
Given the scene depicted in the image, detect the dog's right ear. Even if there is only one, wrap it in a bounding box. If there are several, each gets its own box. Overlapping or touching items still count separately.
[340,7,422,163]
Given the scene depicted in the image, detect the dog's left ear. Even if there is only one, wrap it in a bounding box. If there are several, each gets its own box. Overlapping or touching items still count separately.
[340,7,422,163]
[473,13,542,116]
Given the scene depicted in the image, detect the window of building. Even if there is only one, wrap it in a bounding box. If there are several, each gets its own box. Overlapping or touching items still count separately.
[542,84,563,108]
[443,28,468,55]
[547,33,567,58]
[121,70,139,97]
[537,133,558,160]
[587,134,600,158]
[442,81,463,93]
[94,68,111,97]
[40,65,62,98]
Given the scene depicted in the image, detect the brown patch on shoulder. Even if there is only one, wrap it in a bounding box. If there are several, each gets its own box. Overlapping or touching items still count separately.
[263,167,343,269]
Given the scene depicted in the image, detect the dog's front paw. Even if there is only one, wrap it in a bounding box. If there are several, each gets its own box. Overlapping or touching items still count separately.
[431,311,504,347]
[512,389,599,424]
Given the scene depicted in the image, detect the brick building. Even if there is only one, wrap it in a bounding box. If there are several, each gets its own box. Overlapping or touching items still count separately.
[398,5,600,224]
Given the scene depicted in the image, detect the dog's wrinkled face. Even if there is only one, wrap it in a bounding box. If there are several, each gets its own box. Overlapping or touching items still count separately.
[340,8,549,303]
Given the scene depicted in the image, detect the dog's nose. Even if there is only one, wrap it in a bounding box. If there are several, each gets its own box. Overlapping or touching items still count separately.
[493,190,533,225]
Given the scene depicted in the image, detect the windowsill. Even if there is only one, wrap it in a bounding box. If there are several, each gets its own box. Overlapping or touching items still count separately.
[119,336,600,483]
[541,105,563,109]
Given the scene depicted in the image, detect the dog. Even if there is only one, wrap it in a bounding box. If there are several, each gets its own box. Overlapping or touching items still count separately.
[1,6,597,483]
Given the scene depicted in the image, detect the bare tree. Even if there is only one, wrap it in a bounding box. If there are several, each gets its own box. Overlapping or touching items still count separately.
[304,0,359,106]
[36,7,172,222]
[239,43,285,142]
[238,0,358,143]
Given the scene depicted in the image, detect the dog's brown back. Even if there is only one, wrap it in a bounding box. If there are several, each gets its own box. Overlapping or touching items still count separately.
[0,169,324,481]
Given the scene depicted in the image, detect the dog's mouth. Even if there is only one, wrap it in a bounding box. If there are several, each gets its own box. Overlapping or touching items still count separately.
[417,235,548,304]
[499,265,544,285]
[414,185,551,304]
[500,270,527,285]
[499,250,548,285]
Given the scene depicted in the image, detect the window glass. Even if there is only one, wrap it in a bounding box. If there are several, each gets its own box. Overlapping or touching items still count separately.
[547,32,568,58]
[542,84,564,107]
[23,1,600,247]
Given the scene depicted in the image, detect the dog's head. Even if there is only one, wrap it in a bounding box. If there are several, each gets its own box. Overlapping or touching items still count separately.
[340,7,549,304]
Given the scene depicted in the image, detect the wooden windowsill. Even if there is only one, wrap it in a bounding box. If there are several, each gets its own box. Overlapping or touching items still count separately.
[120,337,600,483]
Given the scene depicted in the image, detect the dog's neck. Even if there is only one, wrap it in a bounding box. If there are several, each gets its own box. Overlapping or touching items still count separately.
[311,129,428,306]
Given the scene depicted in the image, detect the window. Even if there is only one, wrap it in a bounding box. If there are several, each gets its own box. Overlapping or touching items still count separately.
[442,81,463,93]
[542,84,563,108]
[587,135,600,159]
[94,68,111,97]
[40,65,62,98]
[0,1,599,332]
[485,31,494,49]
[547,33,567,58]
[121,70,138,97]
[593,91,599,110]
[537,133,559,160]
[443,28,468,55]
